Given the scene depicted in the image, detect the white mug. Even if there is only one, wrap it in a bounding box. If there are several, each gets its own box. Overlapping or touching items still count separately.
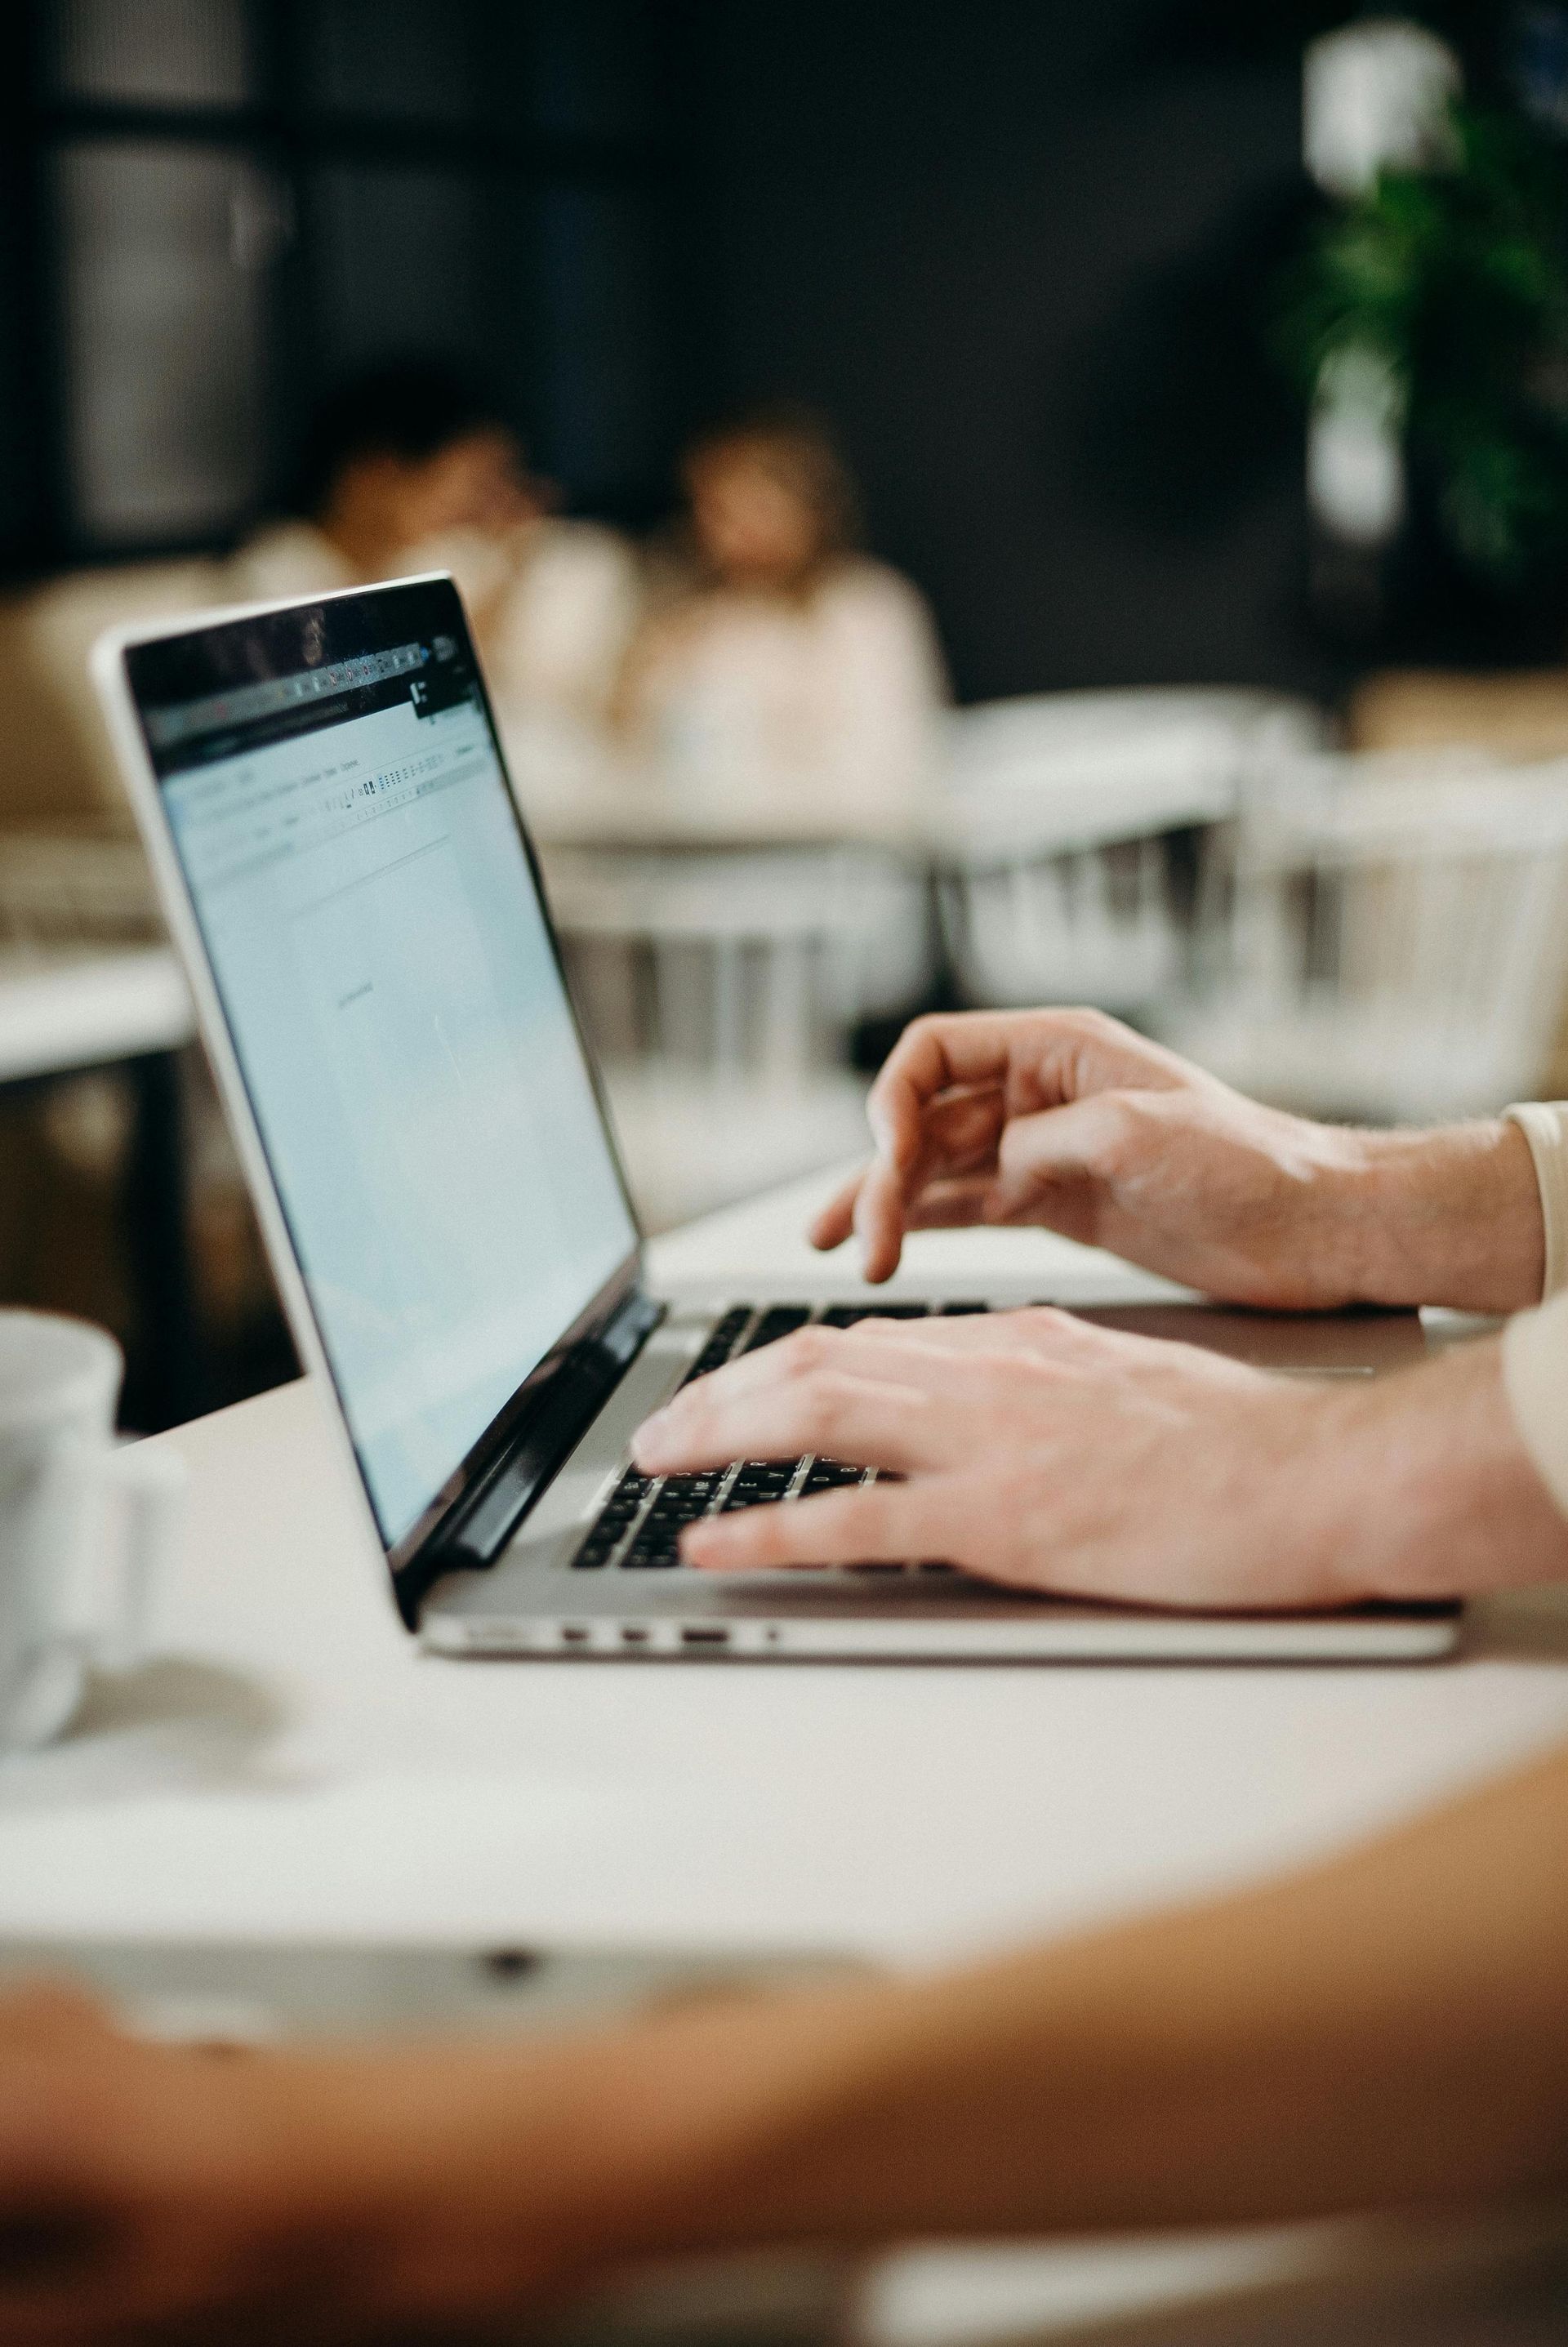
[0,1311,184,1749]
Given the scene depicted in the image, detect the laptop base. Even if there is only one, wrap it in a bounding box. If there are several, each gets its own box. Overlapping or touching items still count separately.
[418,1296,1461,1668]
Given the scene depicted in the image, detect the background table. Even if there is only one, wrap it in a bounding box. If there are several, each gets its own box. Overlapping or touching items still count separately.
[0,942,200,1427]
[0,942,190,1086]
[3,1167,1567,2340]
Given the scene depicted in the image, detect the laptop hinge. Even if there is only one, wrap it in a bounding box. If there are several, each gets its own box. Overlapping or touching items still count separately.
[394,1289,664,1623]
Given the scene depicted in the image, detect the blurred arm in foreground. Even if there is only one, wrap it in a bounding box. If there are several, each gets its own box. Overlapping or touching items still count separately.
[5,1743,1568,2340]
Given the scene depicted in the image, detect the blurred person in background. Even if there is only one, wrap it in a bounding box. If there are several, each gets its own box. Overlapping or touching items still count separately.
[0,363,639,1397]
[615,408,947,817]
[230,359,641,743]
[10,360,639,836]
[229,358,536,605]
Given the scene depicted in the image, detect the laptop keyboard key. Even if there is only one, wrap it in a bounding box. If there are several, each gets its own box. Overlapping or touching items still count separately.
[621,1533,681,1569]
[741,1306,811,1354]
[802,1458,866,1492]
[722,1461,800,1508]
[679,1307,753,1387]
[620,1472,728,1567]
[819,1303,933,1327]
[572,1467,657,1567]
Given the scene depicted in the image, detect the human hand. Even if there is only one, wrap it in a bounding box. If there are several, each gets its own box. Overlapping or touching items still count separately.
[0,1981,644,2344]
[634,1307,1348,1609]
[810,1009,1544,1313]
[0,1981,390,2345]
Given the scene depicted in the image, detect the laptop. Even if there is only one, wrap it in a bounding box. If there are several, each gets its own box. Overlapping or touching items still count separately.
[95,577,1459,1664]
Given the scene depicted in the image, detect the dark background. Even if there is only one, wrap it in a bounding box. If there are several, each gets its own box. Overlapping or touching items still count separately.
[688,5,1320,701]
[2,1,1495,712]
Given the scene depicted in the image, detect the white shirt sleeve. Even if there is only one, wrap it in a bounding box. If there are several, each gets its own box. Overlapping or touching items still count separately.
[1502,1102,1568,1516]
[483,523,643,723]
[1505,1101,1568,1297]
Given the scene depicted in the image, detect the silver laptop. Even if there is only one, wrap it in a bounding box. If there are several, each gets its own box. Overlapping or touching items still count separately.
[95,577,1459,1665]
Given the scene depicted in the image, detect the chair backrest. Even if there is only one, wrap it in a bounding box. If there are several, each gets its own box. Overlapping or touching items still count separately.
[544,843,929,1078]
[934,689,1330,1016]
[939,835,1184,1013]
[1227,755,1568,1114]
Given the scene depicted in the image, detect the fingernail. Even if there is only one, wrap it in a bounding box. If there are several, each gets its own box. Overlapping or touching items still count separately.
[867,1103,893,1156]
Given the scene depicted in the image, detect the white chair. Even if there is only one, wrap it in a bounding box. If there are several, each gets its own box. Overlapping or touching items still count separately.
[937,689,1330,1017]
[1163,753,1568,1122]
[543,844,926,1230]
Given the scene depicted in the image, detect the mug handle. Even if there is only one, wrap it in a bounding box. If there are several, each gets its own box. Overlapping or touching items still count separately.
[50,1438,186,1672]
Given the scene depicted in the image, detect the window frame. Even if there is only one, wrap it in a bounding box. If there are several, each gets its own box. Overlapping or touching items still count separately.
[8,0,695,579]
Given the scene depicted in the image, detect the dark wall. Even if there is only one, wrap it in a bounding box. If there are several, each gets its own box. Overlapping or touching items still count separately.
[11,1,1350,706]
[684,1,1338,705]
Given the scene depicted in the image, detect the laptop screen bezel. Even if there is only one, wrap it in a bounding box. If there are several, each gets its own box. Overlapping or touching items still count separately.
[121,574,646,1589]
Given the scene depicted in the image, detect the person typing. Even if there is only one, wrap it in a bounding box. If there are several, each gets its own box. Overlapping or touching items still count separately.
[635,1010,1568,1607]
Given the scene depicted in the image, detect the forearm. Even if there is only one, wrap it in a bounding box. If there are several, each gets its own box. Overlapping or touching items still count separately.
[1334,1120,1545,1314]
[20,1724,1568,2331]
[420,1744,1568,2272]
[819,1010,1554,1312]
[1289,1336,1568,1601]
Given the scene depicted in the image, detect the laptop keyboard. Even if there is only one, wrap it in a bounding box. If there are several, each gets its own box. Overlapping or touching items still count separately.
[572,1301,991,1572]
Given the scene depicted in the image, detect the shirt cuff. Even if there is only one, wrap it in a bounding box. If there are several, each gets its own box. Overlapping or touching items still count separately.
[1503,1102,1568,1299]
[1503,1292,1568,1518]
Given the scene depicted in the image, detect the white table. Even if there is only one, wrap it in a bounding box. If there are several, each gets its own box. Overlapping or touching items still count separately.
[0,943,191,1086]
[3,1167,1568,2342]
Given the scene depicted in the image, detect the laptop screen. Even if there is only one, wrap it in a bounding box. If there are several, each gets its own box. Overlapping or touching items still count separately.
[126,578,638,1554]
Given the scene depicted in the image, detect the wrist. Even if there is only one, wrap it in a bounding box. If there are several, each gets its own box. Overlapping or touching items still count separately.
[1301,1340,1568,1604]
[1332,1121,1545,1313]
